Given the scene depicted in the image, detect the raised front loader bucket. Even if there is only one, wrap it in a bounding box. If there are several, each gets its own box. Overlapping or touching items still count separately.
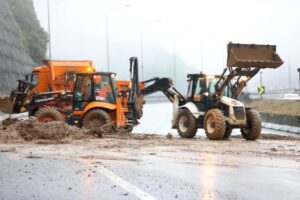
[227,42,284,68]
[0,96,14,114]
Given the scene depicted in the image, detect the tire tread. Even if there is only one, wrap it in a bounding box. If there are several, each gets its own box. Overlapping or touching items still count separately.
[204,109,226,140]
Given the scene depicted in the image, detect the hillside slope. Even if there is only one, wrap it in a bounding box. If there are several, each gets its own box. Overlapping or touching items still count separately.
[0,0,34,94]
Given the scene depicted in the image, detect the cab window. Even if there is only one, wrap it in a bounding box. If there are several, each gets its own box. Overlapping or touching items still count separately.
[73,75,92,110]
[195,77,208,95]
[26,73,38,87]
[74,75,92,101]
[207,79,217,96]
[223,85,233,97]
[93,75,115,104]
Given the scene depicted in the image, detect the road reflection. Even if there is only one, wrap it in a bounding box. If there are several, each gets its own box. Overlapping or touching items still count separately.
[200,151,217,200]
[80,158,95,200]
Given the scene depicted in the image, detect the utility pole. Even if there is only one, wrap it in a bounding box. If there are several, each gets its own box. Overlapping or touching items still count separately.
[200,43,203,72]
[47,0,52,59]
[173,37,176,86]
[105,4,131,72]
[139,19,161,81]
[288,63,292,89]
[298,68,300,95]
[105,11,110,71]
[140,25,144,80]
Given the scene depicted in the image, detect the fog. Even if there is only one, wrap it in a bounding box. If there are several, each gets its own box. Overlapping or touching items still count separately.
[33,0,300,93]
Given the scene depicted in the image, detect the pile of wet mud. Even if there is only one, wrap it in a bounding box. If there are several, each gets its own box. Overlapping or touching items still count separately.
[0,117,97,144]
[1,116,299,146]
[0,117,171,145]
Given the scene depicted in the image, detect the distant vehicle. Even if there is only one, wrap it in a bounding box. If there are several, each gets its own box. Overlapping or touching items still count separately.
[283,93,300,100]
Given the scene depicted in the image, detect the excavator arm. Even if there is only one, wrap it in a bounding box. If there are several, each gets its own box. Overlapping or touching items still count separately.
[216,67,261,99]
[124,57,186,124]
[141,77,186,105]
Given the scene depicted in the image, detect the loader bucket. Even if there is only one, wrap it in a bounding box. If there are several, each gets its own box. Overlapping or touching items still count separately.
[0,96,14,114]
[227,42,284,68]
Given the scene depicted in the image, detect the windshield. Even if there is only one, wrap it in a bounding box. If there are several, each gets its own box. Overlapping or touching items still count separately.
[30,73,38,87]
[93,74,115,104]
[194,77,218,96]
[207,79,217,96]
[192,76,233,98]
[223,85,232,97]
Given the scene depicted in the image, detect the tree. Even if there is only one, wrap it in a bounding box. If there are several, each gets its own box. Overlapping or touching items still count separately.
[7,0,48,64]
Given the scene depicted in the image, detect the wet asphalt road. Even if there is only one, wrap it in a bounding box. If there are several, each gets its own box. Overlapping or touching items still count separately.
[0,151,299,200]
[0,154,137,200]
[1,102,299,199]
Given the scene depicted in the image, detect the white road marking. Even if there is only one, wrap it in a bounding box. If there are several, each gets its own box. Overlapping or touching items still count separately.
[97,165,157,200]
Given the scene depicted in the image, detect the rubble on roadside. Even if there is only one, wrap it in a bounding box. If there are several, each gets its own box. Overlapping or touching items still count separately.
[0,117,97,144]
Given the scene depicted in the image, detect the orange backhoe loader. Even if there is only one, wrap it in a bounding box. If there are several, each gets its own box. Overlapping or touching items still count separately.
[0,60,95,115]
[28,60,95,93]
[0,57,146,133]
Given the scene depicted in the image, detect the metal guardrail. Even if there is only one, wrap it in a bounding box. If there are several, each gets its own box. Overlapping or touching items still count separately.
[260,112,300,128]
[144,95,169,103]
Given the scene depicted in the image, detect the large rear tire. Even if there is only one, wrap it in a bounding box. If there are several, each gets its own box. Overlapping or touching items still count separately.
[35,107,63,122]
[82,109,111,130]
[204,109,226,140]
[241,109,261,140]
[176,109,197,138]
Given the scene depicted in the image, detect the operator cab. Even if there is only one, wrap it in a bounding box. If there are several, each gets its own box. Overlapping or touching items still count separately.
[25,73,38,87]
[186,73,232,111]
[73,72,118,111]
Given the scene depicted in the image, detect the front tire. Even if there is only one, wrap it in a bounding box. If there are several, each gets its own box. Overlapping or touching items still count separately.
[241,109,261,140]
[82,109,111,133]
[34,107,63,122]
[204,109,226,140]
[176,109,197,138]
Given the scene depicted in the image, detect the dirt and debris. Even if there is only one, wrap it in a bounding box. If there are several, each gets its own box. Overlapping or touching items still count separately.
[260,134,300,141]
[1,117,300,145]
[1,118,19,129]
[0,147,16,152]
[0,117,97,144]
[166,133,173,139]
[26,155,42,159]
[231,134,300,141]
[0,117,300,161]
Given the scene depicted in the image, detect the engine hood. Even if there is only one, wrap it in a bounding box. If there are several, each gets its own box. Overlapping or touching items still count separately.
[220,96,244,107]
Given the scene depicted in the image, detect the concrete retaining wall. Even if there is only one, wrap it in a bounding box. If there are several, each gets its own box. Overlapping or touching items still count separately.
[259,112,300,128]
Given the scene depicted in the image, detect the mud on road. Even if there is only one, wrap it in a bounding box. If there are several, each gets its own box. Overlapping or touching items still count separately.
[0,118,299,200]
[0,117,97,144]
[0,118,299,169]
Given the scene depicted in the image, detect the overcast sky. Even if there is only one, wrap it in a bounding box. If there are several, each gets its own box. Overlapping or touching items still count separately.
[32,0,300,92]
